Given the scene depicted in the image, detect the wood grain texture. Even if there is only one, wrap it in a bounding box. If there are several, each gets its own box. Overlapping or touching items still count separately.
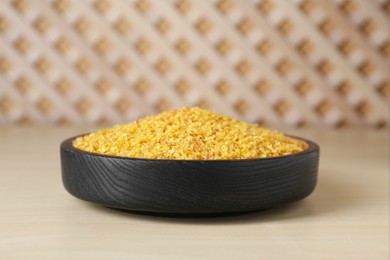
[0,127,388,259]
[61,136,319,214]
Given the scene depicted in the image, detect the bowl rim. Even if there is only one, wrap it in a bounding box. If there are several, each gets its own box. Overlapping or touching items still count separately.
[61,133,319,162]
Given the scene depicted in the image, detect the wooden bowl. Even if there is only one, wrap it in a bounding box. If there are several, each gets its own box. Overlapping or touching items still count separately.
[60,135,319,216]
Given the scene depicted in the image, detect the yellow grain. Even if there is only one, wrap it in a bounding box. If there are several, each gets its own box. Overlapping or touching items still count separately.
[73,107,307,160]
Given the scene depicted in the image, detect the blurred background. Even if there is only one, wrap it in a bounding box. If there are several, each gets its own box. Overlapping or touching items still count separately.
[0,0,389,128]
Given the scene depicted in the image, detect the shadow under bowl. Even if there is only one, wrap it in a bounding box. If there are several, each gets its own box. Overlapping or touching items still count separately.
[60,135,319,217]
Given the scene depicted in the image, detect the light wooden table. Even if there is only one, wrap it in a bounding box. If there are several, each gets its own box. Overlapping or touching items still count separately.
[0,127,388,259]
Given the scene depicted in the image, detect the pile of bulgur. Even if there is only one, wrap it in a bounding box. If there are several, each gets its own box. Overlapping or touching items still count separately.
[73,107,307,160]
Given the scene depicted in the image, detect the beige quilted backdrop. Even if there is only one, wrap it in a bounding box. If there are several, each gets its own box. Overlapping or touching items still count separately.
[0,0,389,127]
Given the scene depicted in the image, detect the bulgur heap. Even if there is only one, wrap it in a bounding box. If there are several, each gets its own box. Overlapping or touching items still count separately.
[73,107,307,160]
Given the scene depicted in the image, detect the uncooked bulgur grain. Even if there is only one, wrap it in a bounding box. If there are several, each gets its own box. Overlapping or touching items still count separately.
[73,107,307,160]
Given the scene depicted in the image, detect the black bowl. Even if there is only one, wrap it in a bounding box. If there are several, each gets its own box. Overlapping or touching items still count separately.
[60,135,319,216]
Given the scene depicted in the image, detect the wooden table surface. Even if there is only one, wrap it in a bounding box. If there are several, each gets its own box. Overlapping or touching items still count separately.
[0,127,388,259]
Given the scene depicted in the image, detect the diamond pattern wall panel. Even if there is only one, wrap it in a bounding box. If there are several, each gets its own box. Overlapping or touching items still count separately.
[0,0,389,127]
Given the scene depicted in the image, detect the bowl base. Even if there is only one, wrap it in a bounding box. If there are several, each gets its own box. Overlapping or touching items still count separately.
[105,206,270,218]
